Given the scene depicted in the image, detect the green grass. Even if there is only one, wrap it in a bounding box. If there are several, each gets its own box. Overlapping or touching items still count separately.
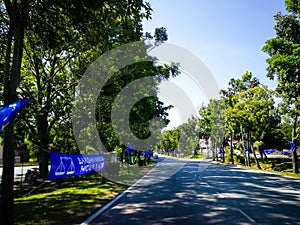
[13,162,156,225]
[14,173,126,225]
[190,154,206,159]
[239,160,300,178]
[179,154,206,159]
[106,162,156,185]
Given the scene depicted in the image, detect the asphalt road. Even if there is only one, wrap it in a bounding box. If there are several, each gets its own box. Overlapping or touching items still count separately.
[0,165,38,182]
[85,156,300,225]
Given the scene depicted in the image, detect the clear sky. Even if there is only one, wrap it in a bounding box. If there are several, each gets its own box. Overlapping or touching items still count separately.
[142,0,288,129]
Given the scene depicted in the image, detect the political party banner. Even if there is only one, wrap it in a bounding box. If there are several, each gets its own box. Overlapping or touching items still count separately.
[262,149,291,156]
[49,152,106,180]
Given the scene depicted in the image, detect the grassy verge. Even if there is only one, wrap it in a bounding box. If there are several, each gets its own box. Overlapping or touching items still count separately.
[215,158,300,178]
[176,154,206,160]
[243,160,300,178]
[14,162,156,225]
[14,173,126,225]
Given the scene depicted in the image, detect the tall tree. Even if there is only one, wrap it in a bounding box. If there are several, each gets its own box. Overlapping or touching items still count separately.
[221,71,260,164]
[18,0,153,179]
[227,84,276,169]
[178,116,200,156]
[262,0,300,173]
[0,0,29,224]
[158,128,180,155]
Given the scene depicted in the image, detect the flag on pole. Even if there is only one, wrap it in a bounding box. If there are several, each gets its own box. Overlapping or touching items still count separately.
[244,145,251,153]
[287,140,296,153]
[0,98,30,132]
[126,142,135,153]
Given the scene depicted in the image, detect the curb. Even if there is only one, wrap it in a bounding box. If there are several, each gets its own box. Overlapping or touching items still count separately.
[80,190,127,225]
[80,161,158,225]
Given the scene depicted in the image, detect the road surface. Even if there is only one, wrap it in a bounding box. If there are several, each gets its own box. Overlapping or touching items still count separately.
[86,156,300,225]
[0,165,38,182]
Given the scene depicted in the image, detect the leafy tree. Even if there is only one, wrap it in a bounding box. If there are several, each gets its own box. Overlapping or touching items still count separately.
[221,72,278,167]
[262,0,300,173]
[197,99,226,159]
[0,0,153,222]
[97,58,179,155]
[228,84,276,168]
[0,0,29,224]
[221,71,260,164]
[158,128,180,155]
[17,0,153,179]
[178,116,200,156]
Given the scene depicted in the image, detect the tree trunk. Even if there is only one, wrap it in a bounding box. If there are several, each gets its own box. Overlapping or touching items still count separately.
[0,122,16,225]
[292,118,299,174]
[230,131,234,164]
[37,114,50,180]
[252,148,262,169]
[0,1,29,223]
[292,150,299,174]
[249,132,261,170]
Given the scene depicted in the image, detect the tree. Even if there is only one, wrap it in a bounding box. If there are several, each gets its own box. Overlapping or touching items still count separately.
[262,1,300,173]
[158,128,180,155]
[228,84,276,169]
[197,99,226,159]
[221,71,260,164]
[0,0,29,224]
[178,116,200,156]
[0,0,153,223]
[17,0,153,179]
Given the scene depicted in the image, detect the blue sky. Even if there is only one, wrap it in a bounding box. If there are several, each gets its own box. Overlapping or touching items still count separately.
[142,0,288,129]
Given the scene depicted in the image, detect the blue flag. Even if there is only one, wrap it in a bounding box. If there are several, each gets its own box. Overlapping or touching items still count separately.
[287,140,296,153]
[244,145,251,153]
[126,142,135,153]
[0,99,30,132]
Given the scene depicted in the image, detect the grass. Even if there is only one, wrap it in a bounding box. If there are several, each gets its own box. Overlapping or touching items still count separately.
[105,161,156,185]
[14,173,126,225]
[178,154,206,160]
[13,162,156,225]
[246,160,300,178]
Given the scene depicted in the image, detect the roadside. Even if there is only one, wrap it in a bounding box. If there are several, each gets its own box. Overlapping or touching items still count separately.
[13,162,155,225]
[11,154,300,225]
[0,162,39,168]
[211,158,300,178]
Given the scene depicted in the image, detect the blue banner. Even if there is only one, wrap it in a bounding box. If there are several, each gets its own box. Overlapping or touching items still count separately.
[262,149,291,156]
[49,152,106,180]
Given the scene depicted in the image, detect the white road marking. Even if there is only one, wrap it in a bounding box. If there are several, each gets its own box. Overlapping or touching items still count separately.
[216,192,224,198]
[238,209,256,223]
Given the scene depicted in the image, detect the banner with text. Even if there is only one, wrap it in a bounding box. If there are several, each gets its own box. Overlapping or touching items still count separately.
[49,152,106,180]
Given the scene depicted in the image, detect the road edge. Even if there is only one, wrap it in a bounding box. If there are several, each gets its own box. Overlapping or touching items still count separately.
[80,160,159,225]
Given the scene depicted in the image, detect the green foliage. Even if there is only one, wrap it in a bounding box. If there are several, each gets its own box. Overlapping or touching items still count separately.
[5,0,161,158]
[178,116,200,155]
[262,1,300,173]
[158,128,180,153]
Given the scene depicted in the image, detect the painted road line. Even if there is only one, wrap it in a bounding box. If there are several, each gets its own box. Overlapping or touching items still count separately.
[216,192,224,198]
[80,157,172,225]
[238,209,256,223]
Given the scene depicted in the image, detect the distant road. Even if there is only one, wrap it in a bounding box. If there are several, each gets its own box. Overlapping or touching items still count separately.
[0,165,39,182]
[86,156,300,225]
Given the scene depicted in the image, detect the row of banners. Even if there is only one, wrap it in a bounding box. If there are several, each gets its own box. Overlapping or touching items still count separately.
[49,152,106,180]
